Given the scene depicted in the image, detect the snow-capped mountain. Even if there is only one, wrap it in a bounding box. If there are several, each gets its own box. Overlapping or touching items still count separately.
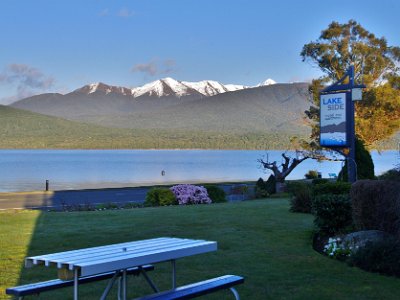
[10,80,309,137]
[75,82,132,96]
[256,78,277,87]
[131,78,200,97]
[182,80,247,96]
[74,77,255,98]
[225,84,248,91]
[132,77,249,98]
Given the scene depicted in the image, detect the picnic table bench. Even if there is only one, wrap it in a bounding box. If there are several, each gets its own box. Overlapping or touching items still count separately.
[7,237,244,299]
[6,265,155,299]
[137,275,244,299]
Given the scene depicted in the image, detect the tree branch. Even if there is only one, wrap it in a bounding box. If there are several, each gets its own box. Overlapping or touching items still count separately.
[259,152,310,182]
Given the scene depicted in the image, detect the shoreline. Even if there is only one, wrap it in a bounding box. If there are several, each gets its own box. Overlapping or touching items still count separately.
[0,181,256,211]
[0,179,257,195]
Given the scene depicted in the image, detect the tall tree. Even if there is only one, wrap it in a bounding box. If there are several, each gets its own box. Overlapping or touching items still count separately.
[301,20,400,149]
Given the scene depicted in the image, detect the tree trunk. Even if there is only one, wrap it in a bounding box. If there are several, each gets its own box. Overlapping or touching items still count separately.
[258,152,309,193]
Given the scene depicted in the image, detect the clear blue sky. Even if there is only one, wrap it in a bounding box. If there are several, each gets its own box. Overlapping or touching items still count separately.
[1,0,399,104]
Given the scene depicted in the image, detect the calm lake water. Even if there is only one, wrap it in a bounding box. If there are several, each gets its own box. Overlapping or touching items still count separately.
[0,149,398,192]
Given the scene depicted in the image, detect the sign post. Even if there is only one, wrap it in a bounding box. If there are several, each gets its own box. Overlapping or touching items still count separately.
[319,66,365,183]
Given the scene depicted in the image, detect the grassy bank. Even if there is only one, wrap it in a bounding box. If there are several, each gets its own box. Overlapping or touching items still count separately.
[1,199,399,299]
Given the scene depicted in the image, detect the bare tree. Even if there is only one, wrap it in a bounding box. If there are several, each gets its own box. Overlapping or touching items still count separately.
[258,149,330,192]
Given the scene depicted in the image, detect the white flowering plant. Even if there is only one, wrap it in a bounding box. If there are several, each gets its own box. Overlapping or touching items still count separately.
[324,237,353,260]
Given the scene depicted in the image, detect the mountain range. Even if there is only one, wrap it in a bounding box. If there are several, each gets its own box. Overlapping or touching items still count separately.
[7,77,311,148]
[4,77,399,149]
[73,77,273,98]
[10,77,277,117]
[10,77,309,135]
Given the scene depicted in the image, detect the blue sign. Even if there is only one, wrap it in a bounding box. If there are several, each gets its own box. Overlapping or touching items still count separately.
[320,93,347,147]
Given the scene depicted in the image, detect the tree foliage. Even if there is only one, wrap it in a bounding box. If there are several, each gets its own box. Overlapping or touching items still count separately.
[301,20,400,149]
[339,138,375,181]
[356,84,400,146]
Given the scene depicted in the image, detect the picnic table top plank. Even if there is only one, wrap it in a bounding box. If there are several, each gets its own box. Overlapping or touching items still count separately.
[25,237,217,277]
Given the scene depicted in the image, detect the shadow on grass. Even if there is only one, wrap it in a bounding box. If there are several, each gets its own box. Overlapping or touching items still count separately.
[9,205,167,299]
[0,188,147,212]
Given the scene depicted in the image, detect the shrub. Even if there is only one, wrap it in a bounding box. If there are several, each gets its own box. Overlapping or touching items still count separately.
[349,237,400,277]
[254,178,269,198]
[287,181,313,213]
[305,170,319,179]
[312,178,329,185]
[170,184,212,205]
[351,180,400,238]
[145,188,177,207]
[265,175,276,194]
[339,138,375,181]
[204,185,226,203]
[256,177,265,188]
[378,168,400,181]
[312,194,352,235]
[313,182,351,196]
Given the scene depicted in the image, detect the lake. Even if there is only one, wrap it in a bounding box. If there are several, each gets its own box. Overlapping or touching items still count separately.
[0,149,398,192]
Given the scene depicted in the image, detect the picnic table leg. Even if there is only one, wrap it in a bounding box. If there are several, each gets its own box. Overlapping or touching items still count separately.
[122,269,127,300]
[74,268,79,300]
[171,260,176,289]
[140,269,159,293]
[100,272,119,300]
[230,287,240,300]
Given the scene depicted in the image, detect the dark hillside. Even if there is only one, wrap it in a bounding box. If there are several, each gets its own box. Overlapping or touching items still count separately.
[76,83,311,135]
[0,105,301,149]
[11,91,203,119]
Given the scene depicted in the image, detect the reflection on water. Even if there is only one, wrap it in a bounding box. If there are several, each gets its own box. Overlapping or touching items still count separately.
[0,149,398,192]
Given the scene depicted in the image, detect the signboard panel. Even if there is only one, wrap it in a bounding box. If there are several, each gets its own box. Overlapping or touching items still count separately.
[320,93,347,147]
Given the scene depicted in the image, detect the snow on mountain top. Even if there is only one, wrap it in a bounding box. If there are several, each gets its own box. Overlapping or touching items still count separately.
[85,82,111,94]
[182,80,248,96]
[88,83,100,93]
[132,77,195,97]
[225,84,248,91]
[77,77,277,98]
[257,78,277,86]
[182,80,225,96]
[131,78,247,98]
[76,82,132,96]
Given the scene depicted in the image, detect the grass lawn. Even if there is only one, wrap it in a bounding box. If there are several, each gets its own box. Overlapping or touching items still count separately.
[0,199,399,299]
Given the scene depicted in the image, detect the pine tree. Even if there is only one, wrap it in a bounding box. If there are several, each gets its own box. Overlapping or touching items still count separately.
[339,138,375,181]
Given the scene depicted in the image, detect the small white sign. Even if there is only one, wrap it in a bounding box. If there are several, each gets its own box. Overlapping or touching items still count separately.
[352,88,362,101]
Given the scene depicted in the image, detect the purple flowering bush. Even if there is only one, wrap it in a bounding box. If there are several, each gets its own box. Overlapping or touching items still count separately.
[170,184,212,205]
